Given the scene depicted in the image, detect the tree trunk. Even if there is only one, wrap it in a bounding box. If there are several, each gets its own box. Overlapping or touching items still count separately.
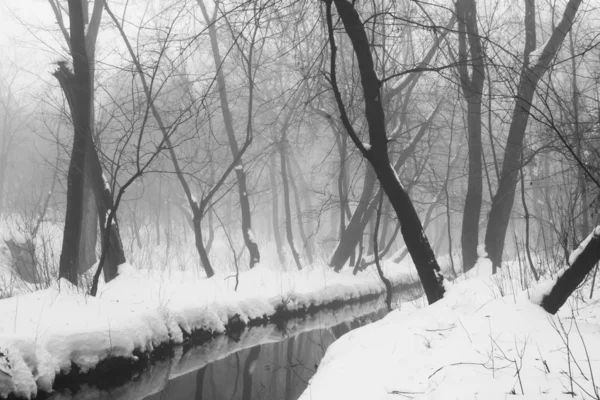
[330,166,377,271]
[327,0,445,304]
[193,210,215,277]
[569,30,589,240]
[456,0,485,273]
[289,159,313,264]
[198,0,260,268]
[55,63,127,284]
[329,98,442,271]
[539,227,600,314]
[270,151,285,264]
[335,128,349,238]
[57,0,91,286]
[279,140,302,270]
[78,167,97,275]
[484,0,582,271]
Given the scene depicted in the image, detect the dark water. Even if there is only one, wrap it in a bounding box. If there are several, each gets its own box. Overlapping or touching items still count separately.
[49,297,394,400]
[144,313,383,400]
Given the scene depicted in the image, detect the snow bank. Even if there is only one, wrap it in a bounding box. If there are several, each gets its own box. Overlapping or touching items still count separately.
[300,275,600,399]
[0,261,409,399]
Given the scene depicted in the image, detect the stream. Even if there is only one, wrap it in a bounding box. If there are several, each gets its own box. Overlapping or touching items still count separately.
[48,291,413,400]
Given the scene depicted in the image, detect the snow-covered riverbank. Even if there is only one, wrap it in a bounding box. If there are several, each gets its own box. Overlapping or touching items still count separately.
[300,260,600,400]
[0,261,417,399]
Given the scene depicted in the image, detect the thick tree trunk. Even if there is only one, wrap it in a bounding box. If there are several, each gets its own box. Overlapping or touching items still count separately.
[78,167,97,275]
[57,0,91,286]
[55,64,127,284]
[327,0,445,304]
[484,0,582,271]
[456,0,485,273]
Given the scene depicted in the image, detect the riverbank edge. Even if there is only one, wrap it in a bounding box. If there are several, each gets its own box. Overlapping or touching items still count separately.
[11,279,422,400]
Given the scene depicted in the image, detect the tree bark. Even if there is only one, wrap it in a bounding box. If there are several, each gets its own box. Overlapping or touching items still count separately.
[327,0,445,304]
[279,139,302,270]
[569,30,589,240]
[456,0,485,273]
[484,0,582,271]
[270,151,285,264]
[54,63,127,284]
[539,227,600,314]
[57,0,91,286]
[289,159,313,264]
[329,99,442,271]
[330,166,377,271]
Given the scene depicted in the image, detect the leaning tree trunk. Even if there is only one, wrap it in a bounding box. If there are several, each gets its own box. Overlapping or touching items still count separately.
[327,0,445,304]
[484,0,582,272]
[538,227,600,314]
[329,99,442,271]
[456,0,485,273]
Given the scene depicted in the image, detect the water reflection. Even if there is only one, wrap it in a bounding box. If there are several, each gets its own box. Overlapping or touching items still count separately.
[48,292,406,400]
[147,310,386,400]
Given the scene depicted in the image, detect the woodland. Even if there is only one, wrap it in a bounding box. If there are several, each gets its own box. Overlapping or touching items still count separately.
[1,0,600,397]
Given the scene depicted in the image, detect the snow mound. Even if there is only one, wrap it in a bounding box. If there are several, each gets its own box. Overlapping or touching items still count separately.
[300,276,600,399]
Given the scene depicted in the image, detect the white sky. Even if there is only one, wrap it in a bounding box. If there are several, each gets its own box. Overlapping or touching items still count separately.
[1,0,67,97]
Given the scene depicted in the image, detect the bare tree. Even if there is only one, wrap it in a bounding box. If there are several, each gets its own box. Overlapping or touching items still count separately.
[198,0,261,268]
[455,0,485,273]
[325,0,445,304]
[484,0,583,272]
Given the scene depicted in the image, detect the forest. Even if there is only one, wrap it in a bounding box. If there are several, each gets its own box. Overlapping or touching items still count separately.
[0,0,600,398]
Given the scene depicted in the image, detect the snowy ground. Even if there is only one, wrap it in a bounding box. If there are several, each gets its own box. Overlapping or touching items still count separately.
[300,257,600,400]
[0,259,415,399]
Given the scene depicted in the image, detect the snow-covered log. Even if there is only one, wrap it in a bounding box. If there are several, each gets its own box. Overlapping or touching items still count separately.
[538,226,600,314]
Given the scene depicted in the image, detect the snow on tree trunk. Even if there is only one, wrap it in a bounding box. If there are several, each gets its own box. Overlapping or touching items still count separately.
[534,226,600,314]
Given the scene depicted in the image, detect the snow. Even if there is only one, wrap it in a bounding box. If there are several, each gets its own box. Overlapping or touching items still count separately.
[528,38,550,66]
[247,229,256,244]
[529,226,600,306]
[362,143,371,151]
[102,174,111,192]
[300,266,600,400]
[0,261,412,399]
[568,226,600,265]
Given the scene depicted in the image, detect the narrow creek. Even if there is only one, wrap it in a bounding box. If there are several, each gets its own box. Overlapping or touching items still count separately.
[47,290,416,400]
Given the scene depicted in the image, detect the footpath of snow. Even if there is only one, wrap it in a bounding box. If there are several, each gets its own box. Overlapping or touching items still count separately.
[0,261,409,399]
[300,259,600,400]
